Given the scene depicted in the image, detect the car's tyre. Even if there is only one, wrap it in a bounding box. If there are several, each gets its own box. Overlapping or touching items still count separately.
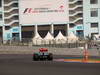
[47,53,53,61]
[33,54,39,61]
[40,56,44,61]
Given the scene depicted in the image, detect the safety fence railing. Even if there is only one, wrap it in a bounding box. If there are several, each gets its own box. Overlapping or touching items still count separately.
[0,38,100,49]
[0,39,87,48]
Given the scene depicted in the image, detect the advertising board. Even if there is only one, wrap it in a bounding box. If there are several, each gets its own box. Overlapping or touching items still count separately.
[19,0,68,25]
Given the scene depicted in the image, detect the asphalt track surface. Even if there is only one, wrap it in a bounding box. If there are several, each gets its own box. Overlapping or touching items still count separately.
[0,54,100,75]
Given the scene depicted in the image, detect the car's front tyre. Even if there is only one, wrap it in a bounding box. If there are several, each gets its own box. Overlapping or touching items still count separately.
[33,54,39,61]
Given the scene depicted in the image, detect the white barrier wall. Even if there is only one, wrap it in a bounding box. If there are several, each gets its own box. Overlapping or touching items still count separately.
[19,0,69,25]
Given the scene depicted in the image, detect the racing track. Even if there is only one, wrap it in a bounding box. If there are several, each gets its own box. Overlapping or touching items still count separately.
[0,54,100,75]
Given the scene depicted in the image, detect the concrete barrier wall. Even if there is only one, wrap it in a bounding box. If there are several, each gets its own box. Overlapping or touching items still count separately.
[0,46,99,56]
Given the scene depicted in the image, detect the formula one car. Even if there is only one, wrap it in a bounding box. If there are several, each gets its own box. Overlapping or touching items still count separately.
[33,48,53,61]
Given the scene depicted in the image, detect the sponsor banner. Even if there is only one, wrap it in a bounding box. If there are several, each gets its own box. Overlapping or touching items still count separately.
[19,0,68,25]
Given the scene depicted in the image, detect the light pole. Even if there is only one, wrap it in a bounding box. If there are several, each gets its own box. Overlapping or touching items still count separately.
[98,8,100,36]
[66,23,70,36]
[19,24,22,41]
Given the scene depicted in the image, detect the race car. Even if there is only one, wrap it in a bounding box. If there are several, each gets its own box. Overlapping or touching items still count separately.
[33,48,53,61]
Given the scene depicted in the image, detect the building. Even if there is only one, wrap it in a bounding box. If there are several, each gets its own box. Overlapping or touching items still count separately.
[0,0,20,42]
[69,0,83,37]
[83,0,100,37]
[0,0,100,42]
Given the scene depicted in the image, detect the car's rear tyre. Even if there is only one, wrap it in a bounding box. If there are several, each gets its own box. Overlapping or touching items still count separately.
[33,54,39,61]
[40,56,44,61]
[48,53,53,61]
